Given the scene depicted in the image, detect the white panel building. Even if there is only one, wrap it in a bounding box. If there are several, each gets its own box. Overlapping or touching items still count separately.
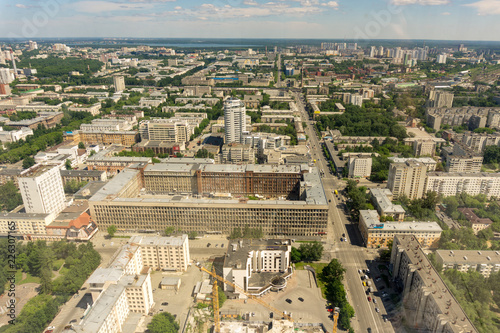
[224,97,247,143]
[19,164,66,215]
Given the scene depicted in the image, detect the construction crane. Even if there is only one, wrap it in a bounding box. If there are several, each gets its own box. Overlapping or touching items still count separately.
[332,307,340,333]
[196,263,293,330]
[211,267,220,333]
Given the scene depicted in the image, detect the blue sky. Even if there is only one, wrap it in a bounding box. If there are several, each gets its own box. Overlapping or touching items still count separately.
[1,0,500,41]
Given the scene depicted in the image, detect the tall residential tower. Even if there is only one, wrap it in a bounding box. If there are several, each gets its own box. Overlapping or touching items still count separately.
[224,97,246,143]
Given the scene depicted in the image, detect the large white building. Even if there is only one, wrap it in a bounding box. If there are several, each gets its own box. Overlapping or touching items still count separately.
[346,154,372,178]
[0,68,14,84]
[425,172,500,198]
[129,234,190,272]
[224,97,247,143]
[19,164,66,215]
[223,239,292,297]
[113,75,125,92]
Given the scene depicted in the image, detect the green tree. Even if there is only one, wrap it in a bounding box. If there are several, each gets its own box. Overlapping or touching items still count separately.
[107,225,117,237]
[78,142,85,149]
[218,287,227,307]
[0,181,23,211]
[298,242,324,262]
[483,145,500,164]
[188,231,198,239]
[291,247,302,263]
[164,226,175,236]
[321,259,345,281]
[147,312,179,333]
[229,227,242,239]
[22,156,36,169]
[65,159,72,170]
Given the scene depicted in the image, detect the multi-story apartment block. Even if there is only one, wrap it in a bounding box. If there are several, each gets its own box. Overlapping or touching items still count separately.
[224,97,247,143]
[436,250,500,278]
[391,235,477,333]
[461,132,500,153]
[369,188,405,221]
[129,234,190,272]
[86,148,152,174]
[346,154,372,178]
[220,143,255,164]
[222,239,292,297]
[443,144,483,173]
[428,90,454,108]
[89,163,328,237]
[413,139,436,157]
[425,172,500,198]
[80,119,133,132]
[387,160,428,199]
[113,75,125,92]
[388,157,437,172]
[0,213,53,237]
[19,164,66,215]
[426,107,500,131]
[65,130,139,146]
[59,169,108,186]
[139,118,193,143]
[359,210,441,248]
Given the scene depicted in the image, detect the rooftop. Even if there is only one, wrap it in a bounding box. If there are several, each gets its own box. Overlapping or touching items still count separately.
[19,164,57,178]
[369,188,405,215]
[224,239,291,269]
[394,235,477,333]
[130,234,187,247]
[436,249,500,265]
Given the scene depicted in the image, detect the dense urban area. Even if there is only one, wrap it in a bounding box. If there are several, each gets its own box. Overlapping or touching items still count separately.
[0,38,500,333]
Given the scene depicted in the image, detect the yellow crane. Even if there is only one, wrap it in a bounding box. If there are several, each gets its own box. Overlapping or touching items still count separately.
[332,307,340,333]
[211,267,220,333]
[196,263,293,330]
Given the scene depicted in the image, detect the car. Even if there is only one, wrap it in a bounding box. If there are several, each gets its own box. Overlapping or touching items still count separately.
[367,287,371,292]
[367,329,372,333]
[384,316,388,322]
[270,312,274,318]
[364,275,369,280]
[373,299,377,304]
[215,244,218,247]
[207,243,211,247]
[329,199,331,202]
[342,233,345,237]
[159,308,164,312]
[367,297,372,302]
[375,308,380,313]
[221,244,224,248]
[286,298,292,304]
[298,297,304,302]
[358,269,362,274]
[340,237,343,242]
[375,277,381,282]
[161,302,168,306]
[365,290,370,295]
[70,319,77,324]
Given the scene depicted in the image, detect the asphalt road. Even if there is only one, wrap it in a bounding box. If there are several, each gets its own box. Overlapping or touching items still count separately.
[294,92,394,333]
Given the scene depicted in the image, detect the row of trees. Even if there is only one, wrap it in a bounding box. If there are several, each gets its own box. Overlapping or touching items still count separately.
[229,226,264,239]
[321,260,355,332]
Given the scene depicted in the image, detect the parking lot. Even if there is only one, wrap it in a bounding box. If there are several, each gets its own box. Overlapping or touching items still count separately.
[221,270,334,331]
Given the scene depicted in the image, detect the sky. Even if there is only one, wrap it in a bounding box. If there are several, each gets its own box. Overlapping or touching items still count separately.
[1,0,500,41]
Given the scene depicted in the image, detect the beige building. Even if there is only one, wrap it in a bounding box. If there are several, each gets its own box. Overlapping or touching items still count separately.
[0,213,53,237]
[387,160,428,199]
[139,119,193,143]
[221,143,255,164]
[129,234,190,272]
[413,139,436,157]
[89,164,328,237]
[436,250,500,278]
[113,75,125,92]
[346,154,372,178]
[391,235,477,333]
[359,210,441,249]
[428,90,454,108]
[369,188,405,221]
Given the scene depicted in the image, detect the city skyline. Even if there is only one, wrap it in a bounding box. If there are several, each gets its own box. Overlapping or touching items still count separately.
[1,0,500,41]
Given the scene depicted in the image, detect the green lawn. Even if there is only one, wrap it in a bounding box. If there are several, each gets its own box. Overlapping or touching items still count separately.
[12,270,41,285]
[53,259,65,271]
[295,262,328,298]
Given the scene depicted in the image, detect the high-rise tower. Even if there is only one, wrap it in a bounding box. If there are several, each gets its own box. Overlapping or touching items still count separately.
[224,97,246,144]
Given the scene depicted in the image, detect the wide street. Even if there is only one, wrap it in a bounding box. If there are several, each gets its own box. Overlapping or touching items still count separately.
[295,92,394,333]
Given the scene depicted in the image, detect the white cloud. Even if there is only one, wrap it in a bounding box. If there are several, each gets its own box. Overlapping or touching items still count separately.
[15,4,27,8]
[243,0,259,5]
[463,0,500,15]
[321,1,339,9]
[174,6,182,10]
[71,1,152,13]
[128,0,175,2]
[390,0,449,5]
[161,2,325,20]
[441,11,451,15]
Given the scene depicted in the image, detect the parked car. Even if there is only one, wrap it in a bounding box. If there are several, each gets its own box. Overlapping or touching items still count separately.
[161,302,168,306]
[207,243,211,247]
[298,297,304,302]
[375,308,380,313]
[373,299,377,304]
[286,298,292,304]
[367,297,372,302]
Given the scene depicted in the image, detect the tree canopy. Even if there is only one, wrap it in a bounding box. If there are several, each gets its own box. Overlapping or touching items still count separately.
[147,312,179,333]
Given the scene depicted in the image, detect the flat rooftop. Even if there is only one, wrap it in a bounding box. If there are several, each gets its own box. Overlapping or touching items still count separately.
[224,239,291,269]
[370,188,405,215]
[19,164,56,178]
[436,249,500,265]
[130,234,187,247]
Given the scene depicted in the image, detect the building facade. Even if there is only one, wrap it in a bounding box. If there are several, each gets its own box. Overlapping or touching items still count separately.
[113,75,125,92]
[347,154,372,178]
[387,160,428,199]
[390,235,477,333]
[19,164,66,215]
[224,97,247,143]
[436,250,500,278]
[425,172,500,198]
